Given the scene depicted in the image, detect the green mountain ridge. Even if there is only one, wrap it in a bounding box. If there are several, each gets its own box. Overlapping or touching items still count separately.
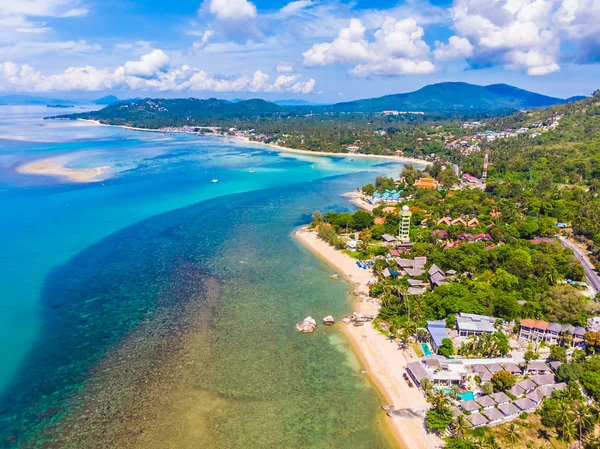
[326,82,575,113]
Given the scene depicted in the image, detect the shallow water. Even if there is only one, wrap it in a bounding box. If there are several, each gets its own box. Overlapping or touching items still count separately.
[0,106,407,447]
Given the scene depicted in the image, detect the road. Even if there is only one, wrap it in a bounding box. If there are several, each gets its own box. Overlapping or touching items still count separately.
[558,236,600,294]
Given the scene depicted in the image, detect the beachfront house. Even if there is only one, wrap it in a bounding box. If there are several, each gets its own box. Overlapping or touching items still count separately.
[426,320,450,353]
[456,313,497,337]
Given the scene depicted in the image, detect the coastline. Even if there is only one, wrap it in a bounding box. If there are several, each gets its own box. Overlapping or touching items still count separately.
[16,155,110,183]
[76,119,429,165]
[294,228,442,449]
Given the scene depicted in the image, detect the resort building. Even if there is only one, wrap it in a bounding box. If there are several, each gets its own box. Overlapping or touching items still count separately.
[456,313,497,337]
[426,320,450,353]
[518,319,587,346]
[428,264,449,288]
[415,177,440,189]
[398,205,412,243]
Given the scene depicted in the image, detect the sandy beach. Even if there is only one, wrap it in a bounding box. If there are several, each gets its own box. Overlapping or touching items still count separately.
[77,119,429,166]
[294,228,442,449]
[16,155,109,183]
[341,191,376,212]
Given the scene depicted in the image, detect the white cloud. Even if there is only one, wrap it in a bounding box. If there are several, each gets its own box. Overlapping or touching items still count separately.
[277,0,315,18]
[276,62,294,73]
[303,17,435,76]
[0,50,316,94]
[433,36,473,61]
[208,0,257,21]
[449,0,561,75]
[123,49,170,78]
[0,40,100,60]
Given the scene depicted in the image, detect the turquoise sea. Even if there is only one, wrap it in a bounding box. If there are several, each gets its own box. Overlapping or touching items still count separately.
[0,106,406,448]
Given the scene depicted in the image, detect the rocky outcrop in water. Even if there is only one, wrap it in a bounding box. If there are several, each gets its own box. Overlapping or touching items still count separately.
[295,317,317,333]
[322,316,335,325]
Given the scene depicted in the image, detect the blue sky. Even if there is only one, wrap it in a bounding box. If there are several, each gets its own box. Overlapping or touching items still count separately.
[0,0,598,101]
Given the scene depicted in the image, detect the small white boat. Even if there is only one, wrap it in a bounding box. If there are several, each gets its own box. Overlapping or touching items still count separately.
[211,178,218,183]
[249,169,255,173]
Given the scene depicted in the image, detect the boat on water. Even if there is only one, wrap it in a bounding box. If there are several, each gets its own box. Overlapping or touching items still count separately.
[211,178,219,183]
[249,169,255,173]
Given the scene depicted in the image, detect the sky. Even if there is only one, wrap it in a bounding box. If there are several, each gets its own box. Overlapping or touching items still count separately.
[0,0,599,102]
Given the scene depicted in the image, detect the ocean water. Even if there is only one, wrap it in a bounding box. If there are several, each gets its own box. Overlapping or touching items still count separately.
[0,106,407,448]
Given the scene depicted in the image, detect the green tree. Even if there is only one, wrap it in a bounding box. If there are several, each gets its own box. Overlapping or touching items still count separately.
[549,345,567,362]
[361,183,375,196]
[439,338,455,358]
[491,370,516,392]
[439,168,459,188]
[504,422,521,444]
[311,209,323,225]
[425,408,453,434]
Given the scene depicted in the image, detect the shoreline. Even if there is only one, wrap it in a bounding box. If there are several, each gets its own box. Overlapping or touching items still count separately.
[293,228,442,449]
[16,154,110,183]
[76,119,429,165]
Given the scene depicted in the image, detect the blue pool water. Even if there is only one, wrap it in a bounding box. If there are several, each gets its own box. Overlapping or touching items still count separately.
[421,343,433,356]
[461,392,475,401]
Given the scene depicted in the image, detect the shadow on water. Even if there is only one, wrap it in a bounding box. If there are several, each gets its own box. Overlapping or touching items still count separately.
[0,172,395,449]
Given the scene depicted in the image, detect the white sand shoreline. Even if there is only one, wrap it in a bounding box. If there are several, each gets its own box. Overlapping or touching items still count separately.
[294,228,442,449]
[75,119,429,166]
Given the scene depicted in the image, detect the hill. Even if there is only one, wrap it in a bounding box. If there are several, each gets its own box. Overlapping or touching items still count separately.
[325,82,577,113]
[54,97,286,128]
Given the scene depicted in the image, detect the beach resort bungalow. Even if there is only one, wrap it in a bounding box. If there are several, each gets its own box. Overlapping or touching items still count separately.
[514,397,537,412]
[476,395,496,409]
[501,362,522,375]
[426,320,450,353]
[489,392,510,406]
[456,313,497,337]
[461,400,480,413]
[526,389,545,407]
[431,229,449,241]
[518,319,549,341]
[473,365,493,383]
[437,216,452,226]
[530,374,556,387]
[525,361,552,376]
[415,177,440,189]
[467,413,489,429]
[498,402,520,420]
[515,379,537,394]
[484,408,505,426]
[381,234,397,244]
[429,264,449,288]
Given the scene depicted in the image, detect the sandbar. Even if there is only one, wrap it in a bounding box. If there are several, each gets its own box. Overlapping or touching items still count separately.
[17,155,110,183]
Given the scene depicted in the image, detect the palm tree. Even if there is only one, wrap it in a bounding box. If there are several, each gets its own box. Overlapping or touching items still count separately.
[451,414,470,439]
[572,403,593,447]
[560,421,576,449]
[449,385,461,400]
[420,378,434,397]
[428,390,449,411]
[505,422,521,445]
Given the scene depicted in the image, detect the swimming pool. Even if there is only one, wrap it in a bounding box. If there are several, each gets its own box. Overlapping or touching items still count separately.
[460,392,475,401]
[420,343,433,356]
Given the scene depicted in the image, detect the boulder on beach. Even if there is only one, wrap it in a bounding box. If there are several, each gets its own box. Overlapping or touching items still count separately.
[322,315,335,325]
[296,316,317,333]
[342,317,351,324]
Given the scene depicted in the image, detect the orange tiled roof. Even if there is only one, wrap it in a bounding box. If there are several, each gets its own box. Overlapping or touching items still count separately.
[521,319,536,328]
[534,320,549,331]
[374,217,385,225]
[415,178,440,189]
